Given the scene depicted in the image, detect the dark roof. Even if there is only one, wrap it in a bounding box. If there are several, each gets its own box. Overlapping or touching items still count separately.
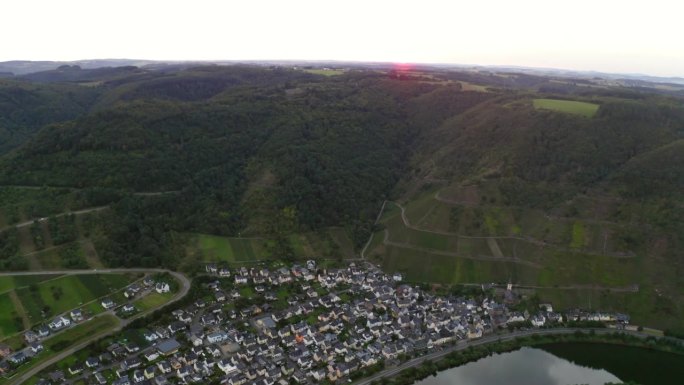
[157,338,181,354]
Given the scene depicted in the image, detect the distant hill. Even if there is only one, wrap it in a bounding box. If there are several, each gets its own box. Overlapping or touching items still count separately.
[0,59,158,75]
[19,65,146,83]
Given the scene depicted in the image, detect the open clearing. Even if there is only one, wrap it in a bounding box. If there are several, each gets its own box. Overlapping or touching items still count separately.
[188,228,356,264]
[0,293,22,338]
[191,234,268,263]
[303,69,344,76]
[0,275,55,294]
[533,98,599,117]
[459,81,489,92]
[132,291,174,312]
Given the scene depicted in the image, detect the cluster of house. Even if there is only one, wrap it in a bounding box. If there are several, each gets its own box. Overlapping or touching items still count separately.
[31,262,631,385]
[0,276,171,376]
[0,307,87,373]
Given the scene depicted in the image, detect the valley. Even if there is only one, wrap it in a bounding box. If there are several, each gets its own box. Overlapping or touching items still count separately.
[0,63,682,337]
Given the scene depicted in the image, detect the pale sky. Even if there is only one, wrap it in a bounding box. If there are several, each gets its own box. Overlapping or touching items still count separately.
[2,0,683,77]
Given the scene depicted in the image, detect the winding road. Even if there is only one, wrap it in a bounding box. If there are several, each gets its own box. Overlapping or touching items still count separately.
[3,268,191,385]
[377,201,543,267]
[361,198,637,263]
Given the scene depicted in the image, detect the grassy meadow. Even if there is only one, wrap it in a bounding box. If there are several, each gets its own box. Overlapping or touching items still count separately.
[190,234,269,263]
[0,293,24,338]
[187,227,356,264]
[132,291,174,312]
[303,69,345,76]
[533,98,599,117]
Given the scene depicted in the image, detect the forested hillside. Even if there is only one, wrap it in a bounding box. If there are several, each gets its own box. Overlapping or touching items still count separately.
[0,64,682,330]
[0,79,100,154]
[0,67,432,268]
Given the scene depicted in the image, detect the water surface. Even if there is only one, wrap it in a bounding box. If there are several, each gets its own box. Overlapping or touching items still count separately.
[542,342,684,385]
[414,347,620,385]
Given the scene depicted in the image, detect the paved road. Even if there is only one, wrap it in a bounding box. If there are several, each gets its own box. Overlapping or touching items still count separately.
[1,190,181,233]
[0,185,180,197]
[132,191,181,196]
[353,328,671,385]
[4,269,191,385]
[1,206,110,232]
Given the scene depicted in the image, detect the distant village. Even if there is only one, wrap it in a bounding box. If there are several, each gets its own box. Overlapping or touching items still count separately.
[10,262,631,385]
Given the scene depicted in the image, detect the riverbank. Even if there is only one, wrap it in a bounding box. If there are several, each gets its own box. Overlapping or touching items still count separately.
[360,329,684,385]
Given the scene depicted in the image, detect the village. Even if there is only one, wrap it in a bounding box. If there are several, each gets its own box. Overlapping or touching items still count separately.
[23,262,631,385]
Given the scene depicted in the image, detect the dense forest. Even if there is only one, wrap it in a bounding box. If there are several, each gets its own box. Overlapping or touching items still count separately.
[0,64,682,275]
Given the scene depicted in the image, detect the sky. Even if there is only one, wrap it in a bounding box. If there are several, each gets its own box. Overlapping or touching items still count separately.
[2,0,683,77]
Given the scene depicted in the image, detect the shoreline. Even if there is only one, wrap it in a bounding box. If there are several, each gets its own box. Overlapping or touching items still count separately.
[355,328,684,385]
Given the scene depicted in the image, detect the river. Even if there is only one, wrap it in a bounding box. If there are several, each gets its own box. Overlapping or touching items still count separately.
[413,343,684,385]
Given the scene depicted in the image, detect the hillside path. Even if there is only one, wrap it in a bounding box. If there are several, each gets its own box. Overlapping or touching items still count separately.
[0,206,109,232]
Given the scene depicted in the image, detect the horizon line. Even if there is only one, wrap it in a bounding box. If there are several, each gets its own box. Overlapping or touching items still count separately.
[2,58,683,80]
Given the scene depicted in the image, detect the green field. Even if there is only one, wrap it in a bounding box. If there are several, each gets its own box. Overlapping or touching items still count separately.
[372,190,642,287]
[132,292,174,312]
[192,234,268,263]
[533,98,600,117]
[189,228,357,264]
[304,69,344,76]
[15,274,136,323]
[0,276,54,338]
[0,293,23,337]
[570,221,587,249]
[0,275,56,293]
[45,315,119,351]
[29,243,90,269]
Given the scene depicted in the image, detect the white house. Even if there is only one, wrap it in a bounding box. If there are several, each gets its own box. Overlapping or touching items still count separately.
[218,359,238,375]
[49,316,71,330]
[206,331,229,344]
[144,331,159,342]
[70,309,83,321]
[102,298,116,309]
[531,314,546,327]
[155,283,170,294]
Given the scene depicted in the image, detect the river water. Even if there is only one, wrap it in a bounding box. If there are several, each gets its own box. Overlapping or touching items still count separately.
[413,343,684,385]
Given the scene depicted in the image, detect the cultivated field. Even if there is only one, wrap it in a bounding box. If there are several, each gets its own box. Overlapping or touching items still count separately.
[533,98,599,117]
[458,81,489,92]
[132,291,173,312]
[366,181,680,329]
[188,228,357,264]
[189,234,269,263]
[303,69,345,76]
